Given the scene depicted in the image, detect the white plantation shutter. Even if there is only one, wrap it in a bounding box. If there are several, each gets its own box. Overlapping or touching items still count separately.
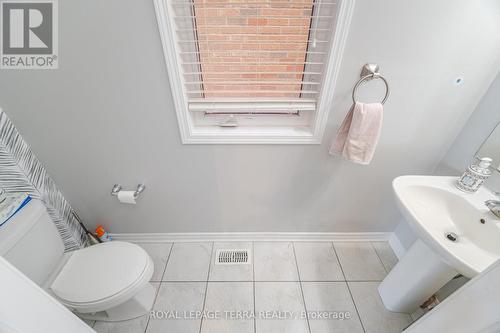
[168,0,339,115]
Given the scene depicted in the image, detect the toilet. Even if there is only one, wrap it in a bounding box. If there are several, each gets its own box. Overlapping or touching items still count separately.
[0,199,155,322]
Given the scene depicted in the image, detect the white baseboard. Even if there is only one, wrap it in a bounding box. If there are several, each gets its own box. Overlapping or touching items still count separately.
[388,232,407,259]
[110,232,393,243]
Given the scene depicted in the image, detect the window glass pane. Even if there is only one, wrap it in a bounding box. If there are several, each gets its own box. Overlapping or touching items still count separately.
[192,0,315,98]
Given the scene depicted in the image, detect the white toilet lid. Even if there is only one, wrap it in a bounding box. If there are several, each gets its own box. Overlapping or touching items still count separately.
[50,241,150,304]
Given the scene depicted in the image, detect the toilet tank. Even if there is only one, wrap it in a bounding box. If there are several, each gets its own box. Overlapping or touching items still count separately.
[0,199,65,286]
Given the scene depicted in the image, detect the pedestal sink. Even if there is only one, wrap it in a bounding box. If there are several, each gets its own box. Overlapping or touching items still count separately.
[378,176,500,313]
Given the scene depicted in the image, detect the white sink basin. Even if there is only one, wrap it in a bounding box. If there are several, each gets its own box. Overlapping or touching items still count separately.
[378,175,500,313]
[393,175,500,278]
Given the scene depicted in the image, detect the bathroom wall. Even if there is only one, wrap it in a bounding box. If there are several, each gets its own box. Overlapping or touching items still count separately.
[0,0,499,234]
[437,72,500,174]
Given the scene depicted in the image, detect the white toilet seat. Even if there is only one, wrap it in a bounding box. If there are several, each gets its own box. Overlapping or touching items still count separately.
[50,241,154,314]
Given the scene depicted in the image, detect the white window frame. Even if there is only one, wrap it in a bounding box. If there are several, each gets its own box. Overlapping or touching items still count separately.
[153,0,355,144]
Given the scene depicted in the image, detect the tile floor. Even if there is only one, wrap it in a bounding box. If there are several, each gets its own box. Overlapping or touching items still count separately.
[84,241,413,333]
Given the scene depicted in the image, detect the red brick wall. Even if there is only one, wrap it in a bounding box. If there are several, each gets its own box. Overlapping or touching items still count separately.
[193,0,314,98]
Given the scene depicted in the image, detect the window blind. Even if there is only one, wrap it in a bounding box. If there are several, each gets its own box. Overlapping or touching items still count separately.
[170,0,338,113]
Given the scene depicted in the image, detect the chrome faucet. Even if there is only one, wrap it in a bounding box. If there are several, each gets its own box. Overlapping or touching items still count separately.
[485,200,500,218]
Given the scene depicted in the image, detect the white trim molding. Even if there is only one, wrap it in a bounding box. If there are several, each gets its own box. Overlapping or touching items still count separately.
[153,0,356,144]
[111,232,392,243]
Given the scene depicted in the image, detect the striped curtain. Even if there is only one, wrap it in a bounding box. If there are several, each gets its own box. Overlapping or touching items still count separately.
[0,110,86,251]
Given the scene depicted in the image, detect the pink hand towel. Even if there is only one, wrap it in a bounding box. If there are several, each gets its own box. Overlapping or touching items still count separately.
[329,102,383,165]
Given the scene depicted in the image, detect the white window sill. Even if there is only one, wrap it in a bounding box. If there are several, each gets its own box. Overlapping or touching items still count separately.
[182,125,322,144]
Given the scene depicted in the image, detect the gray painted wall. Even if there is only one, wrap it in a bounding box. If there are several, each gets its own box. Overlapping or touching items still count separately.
[437,73,500,175]
[0,0,500,234]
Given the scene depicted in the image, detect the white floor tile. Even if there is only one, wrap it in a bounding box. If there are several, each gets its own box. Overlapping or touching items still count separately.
[163,243,212,281]
[348,282,412,333]
[302,282,363,333]
[202,319,254,333]
[135,243,173,281]
[372,242,399,273]
[334,242,386,281]
[151,281,161,294]
[93,315,148,333]
[88,241,417,333]
[294,242,344,281]
[147,282,206,333]
[209,242,253,281]
[254,242,299,281]
[255,282,308,333]
[203,282,254,312]
[201,282,254,333]
[92,283,160,333]
[256,319,310,333]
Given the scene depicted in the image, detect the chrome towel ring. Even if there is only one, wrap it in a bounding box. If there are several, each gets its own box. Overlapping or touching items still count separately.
[352,63,390,105]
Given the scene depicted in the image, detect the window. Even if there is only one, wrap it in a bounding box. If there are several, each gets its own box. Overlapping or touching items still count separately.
[154,0,354,144]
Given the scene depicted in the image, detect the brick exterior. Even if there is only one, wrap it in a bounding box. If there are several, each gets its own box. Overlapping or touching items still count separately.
[193,0,314,98]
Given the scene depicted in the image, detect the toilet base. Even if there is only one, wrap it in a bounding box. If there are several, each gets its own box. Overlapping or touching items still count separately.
[76,282,156,322]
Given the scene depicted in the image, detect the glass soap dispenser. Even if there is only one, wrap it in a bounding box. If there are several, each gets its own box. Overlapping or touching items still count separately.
[456,157,492,193]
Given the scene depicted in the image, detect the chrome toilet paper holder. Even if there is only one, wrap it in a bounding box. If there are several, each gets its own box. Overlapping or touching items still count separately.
[111,184,146,198]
